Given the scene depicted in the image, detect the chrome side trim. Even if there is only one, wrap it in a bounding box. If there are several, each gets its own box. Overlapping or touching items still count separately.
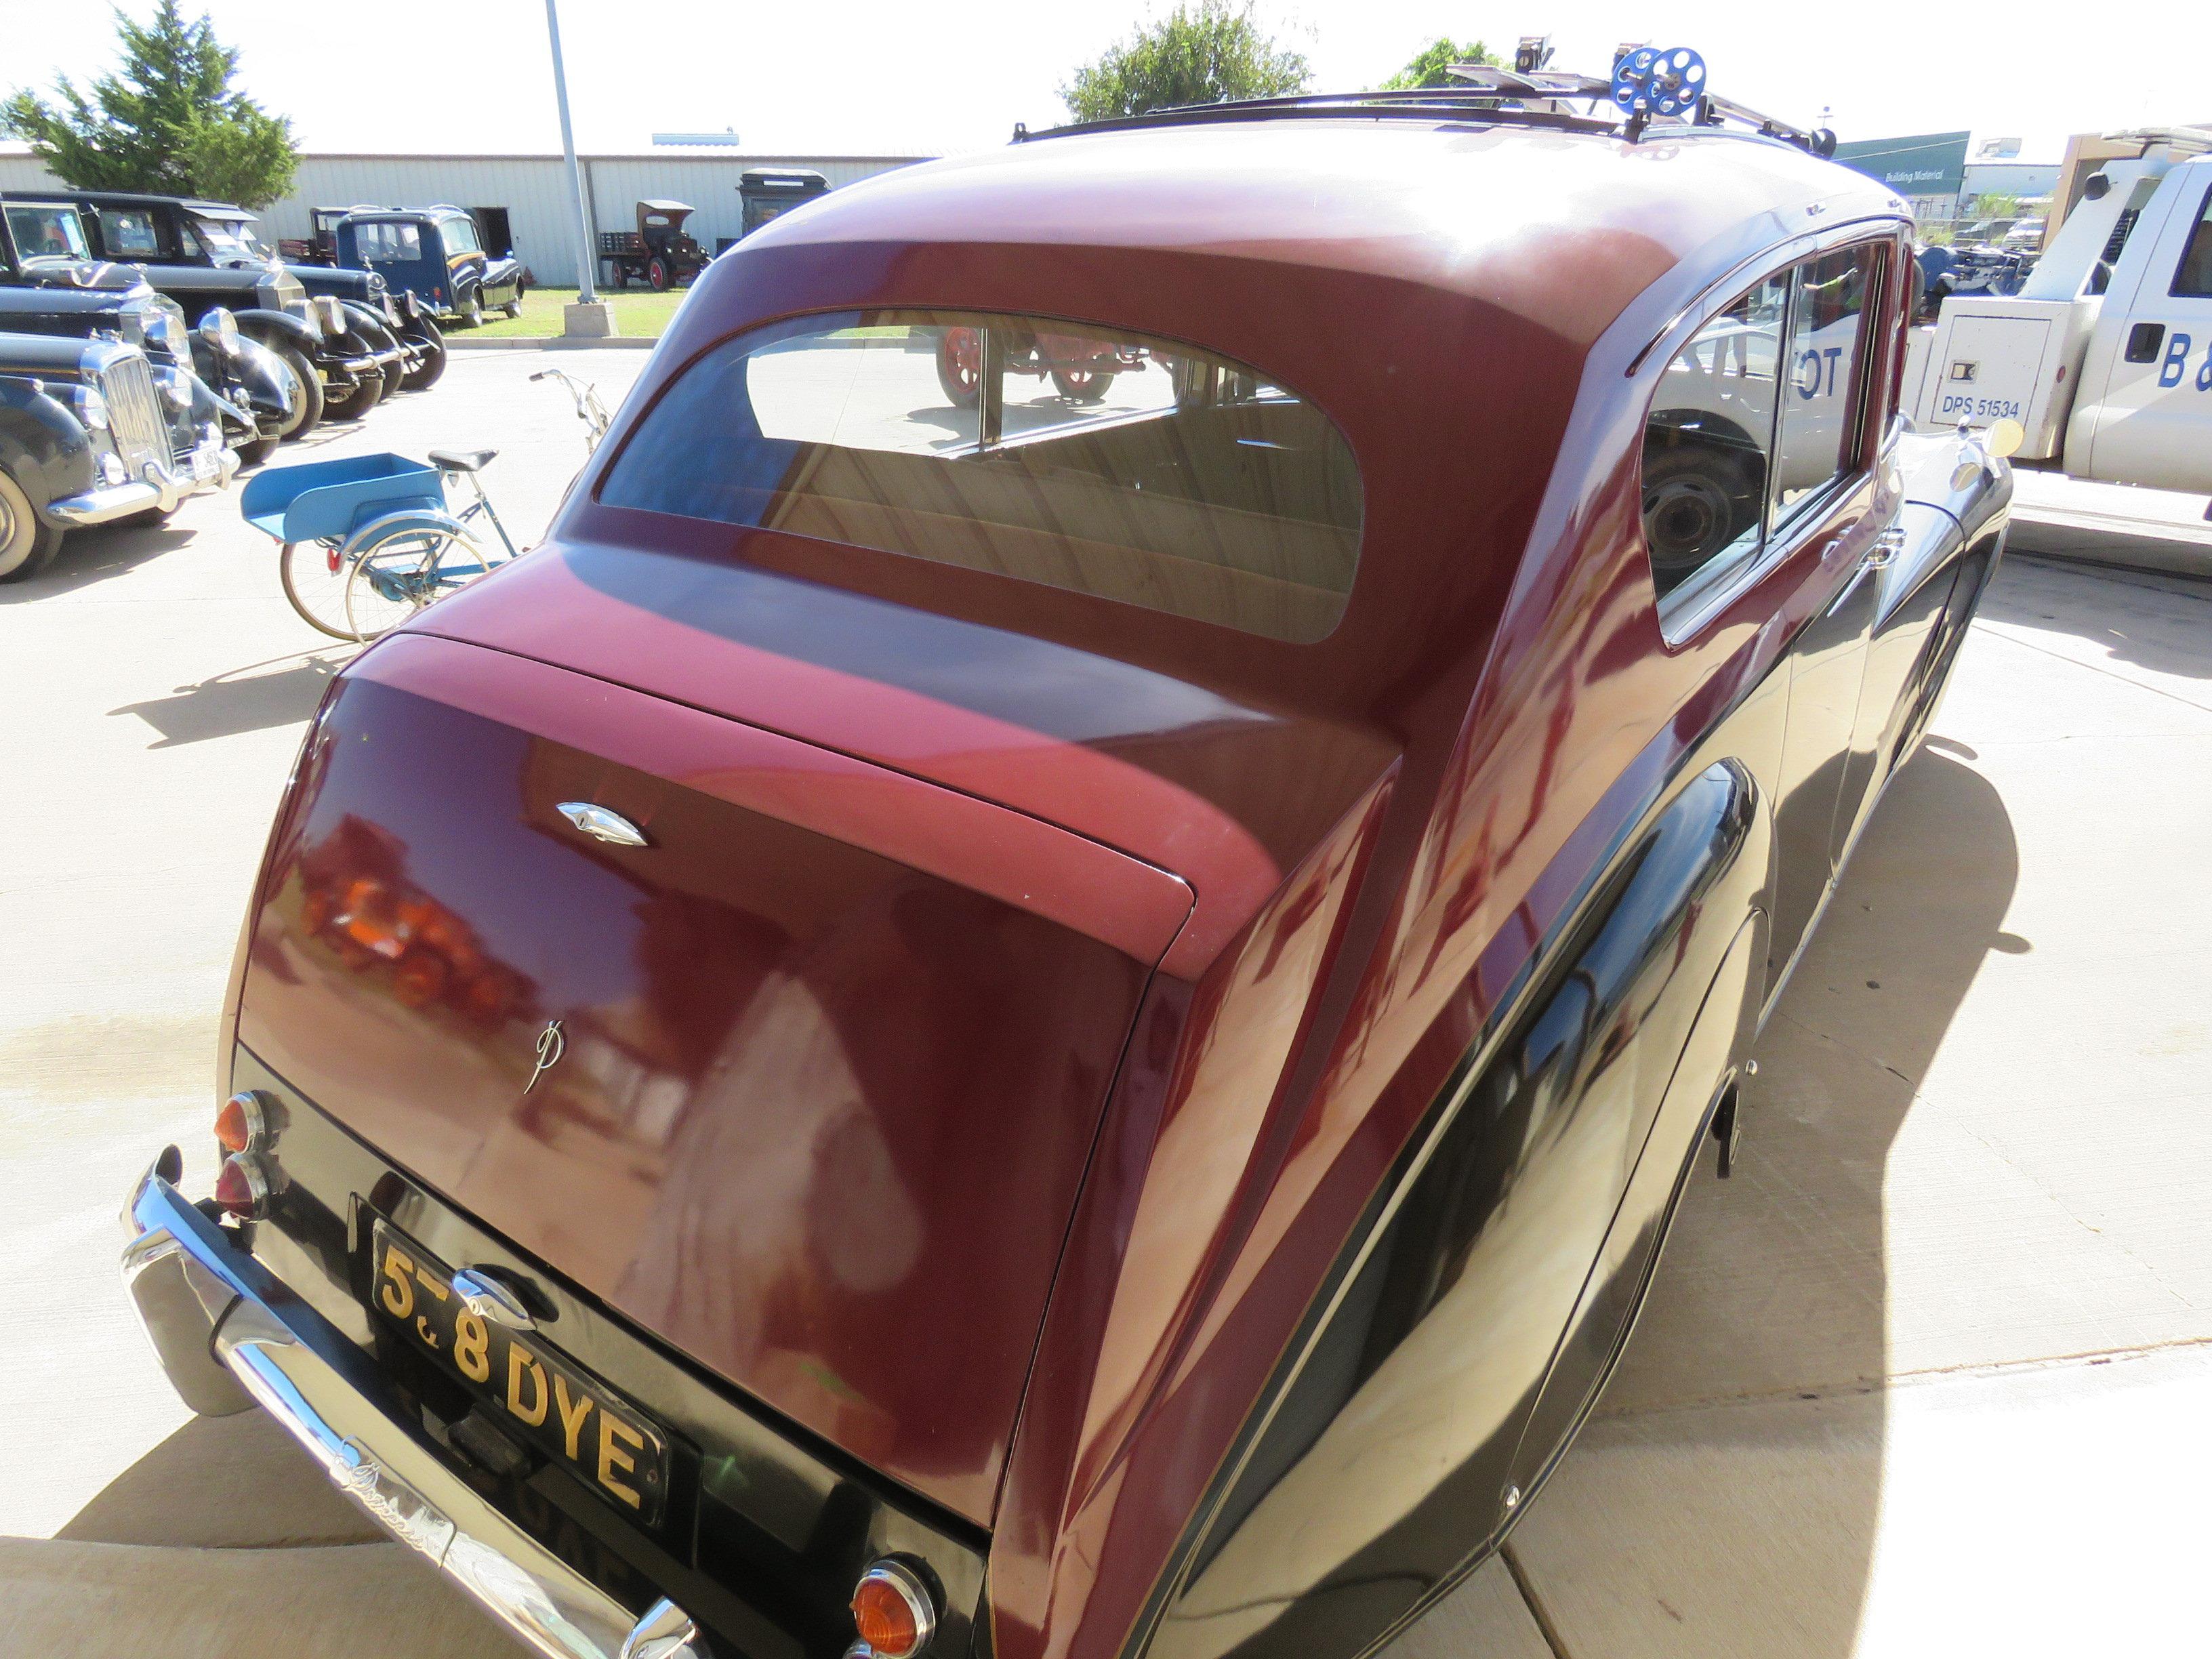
[122,1166,706,1659]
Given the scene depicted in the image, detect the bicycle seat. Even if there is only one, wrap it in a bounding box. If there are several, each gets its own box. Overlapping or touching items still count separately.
[429,448,497,474]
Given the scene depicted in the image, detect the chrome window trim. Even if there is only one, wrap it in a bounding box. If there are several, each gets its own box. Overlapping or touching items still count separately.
[1650,232,1898,647]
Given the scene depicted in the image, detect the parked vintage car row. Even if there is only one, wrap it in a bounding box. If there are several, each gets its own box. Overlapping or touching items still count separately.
[1,190,451,443]
[0,187,484,579]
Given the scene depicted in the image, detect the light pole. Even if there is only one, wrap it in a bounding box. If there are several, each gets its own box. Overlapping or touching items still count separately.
[545,0,611,333]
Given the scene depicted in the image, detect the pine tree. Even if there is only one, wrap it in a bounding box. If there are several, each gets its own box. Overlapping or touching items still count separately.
[3,0,300,209]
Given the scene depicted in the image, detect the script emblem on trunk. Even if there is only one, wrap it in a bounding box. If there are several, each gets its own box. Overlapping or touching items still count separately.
[525,1019,565,1094]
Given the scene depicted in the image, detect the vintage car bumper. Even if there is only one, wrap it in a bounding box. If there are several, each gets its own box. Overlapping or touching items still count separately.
[121,1157,708,1659]
[48,431,238,526]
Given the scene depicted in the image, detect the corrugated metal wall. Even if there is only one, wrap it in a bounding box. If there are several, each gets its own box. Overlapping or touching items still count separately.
[0,150,929,286]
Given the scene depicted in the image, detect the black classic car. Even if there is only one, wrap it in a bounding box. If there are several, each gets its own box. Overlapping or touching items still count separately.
[0,281,293,465]
[1,195,401,432]
[0,329,237,579]
[52,191,449,393]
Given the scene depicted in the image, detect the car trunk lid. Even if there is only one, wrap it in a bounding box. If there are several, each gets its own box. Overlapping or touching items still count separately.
[237,632,1189,1525]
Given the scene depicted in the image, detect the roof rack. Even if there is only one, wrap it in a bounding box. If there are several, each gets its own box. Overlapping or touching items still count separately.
[1013,41,1837,157]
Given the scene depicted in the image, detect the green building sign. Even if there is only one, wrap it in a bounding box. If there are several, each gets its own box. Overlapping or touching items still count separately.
[1833,131,1971,199]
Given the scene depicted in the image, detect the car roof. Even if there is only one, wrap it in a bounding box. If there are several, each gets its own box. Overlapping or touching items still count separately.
[20,187,251,218]
[742,117,1900,314]
[620,115,1909,718]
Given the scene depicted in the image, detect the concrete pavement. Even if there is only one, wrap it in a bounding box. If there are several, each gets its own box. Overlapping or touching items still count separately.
[3,354,2209,1655]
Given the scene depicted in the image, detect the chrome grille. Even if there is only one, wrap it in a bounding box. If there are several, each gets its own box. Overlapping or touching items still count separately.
[94,353,173,476]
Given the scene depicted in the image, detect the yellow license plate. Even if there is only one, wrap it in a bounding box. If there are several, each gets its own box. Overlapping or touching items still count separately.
[370,1220,670,1525]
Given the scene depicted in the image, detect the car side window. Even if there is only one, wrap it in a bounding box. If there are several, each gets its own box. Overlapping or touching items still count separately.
[360,223,422,261]
[1771,247,1872,529]
[443,218,480,256]
[1641,272,1787,600]
[100,209,162,258]
[2172,185,2212,298]
[1642,242,1882,622]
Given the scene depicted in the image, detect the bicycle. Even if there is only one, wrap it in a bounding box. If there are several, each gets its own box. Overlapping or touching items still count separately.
[531,367,611,453]
[245,449,519,642]
[245,371,609,642]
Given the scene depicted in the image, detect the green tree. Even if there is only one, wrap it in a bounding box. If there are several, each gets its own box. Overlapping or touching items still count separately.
[1062,1,1311,123]
[3,0,299,209]
[1375,37,1498,91]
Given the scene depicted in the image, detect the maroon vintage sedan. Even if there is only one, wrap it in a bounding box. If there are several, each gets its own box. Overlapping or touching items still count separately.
[123,79,2009,1659]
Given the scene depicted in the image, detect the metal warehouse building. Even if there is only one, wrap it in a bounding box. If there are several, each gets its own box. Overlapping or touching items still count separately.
[0,149,934,287]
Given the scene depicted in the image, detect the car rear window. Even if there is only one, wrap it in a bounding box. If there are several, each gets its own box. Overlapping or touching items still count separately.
[598,310,1365,642]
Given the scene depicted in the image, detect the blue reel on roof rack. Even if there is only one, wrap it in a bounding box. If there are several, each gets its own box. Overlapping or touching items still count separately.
[1610,46,1706,118]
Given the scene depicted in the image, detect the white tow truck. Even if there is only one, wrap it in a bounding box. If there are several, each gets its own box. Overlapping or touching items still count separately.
[1904,127,2212,496]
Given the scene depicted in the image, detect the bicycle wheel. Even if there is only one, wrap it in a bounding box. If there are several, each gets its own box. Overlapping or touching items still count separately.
[281,539,362,640]
[342,518,493,640]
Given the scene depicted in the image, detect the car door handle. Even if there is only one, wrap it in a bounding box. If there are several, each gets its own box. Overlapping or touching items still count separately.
[2125,322,2165,364]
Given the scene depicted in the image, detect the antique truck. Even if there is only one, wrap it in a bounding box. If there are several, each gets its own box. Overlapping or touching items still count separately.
[0,194,399,432]
[120,57,2011,1659]
[49,190,450,394]
[1,329,237,579]
[600,200,713,291]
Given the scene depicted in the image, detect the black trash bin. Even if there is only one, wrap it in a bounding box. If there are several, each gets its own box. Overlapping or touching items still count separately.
[738,169,830,238]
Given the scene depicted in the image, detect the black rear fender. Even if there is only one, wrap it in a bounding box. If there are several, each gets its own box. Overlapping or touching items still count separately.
[1145,759,1770,1659]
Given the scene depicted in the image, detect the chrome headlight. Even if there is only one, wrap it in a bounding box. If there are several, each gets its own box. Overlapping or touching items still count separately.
[72,384,110,431]
[382,296,403,325]
[314,296,346,335]
[154,365,196,412]
[144,310,182,357]
[199,307,240,352]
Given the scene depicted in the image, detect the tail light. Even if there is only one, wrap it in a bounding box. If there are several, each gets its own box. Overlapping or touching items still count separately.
[214,1090,272,1153]
[851,1559,936,1659]
[213,1153,273,1220]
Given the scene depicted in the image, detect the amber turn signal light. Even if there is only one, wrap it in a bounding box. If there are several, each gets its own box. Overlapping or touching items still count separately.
[213,1153,272,1221]
[215,1091,272,1154]
[851,1559,936,1659]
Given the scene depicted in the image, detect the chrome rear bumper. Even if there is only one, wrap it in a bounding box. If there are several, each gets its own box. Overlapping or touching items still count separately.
[121,1154,705,1659]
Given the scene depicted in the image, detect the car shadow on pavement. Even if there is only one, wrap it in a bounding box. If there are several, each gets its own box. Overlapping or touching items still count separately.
[1499,745,2020,1657]
[0,525,192,601]
[110,652,347,748]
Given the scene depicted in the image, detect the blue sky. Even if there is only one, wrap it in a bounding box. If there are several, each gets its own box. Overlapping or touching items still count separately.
[2,0,2199,161]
